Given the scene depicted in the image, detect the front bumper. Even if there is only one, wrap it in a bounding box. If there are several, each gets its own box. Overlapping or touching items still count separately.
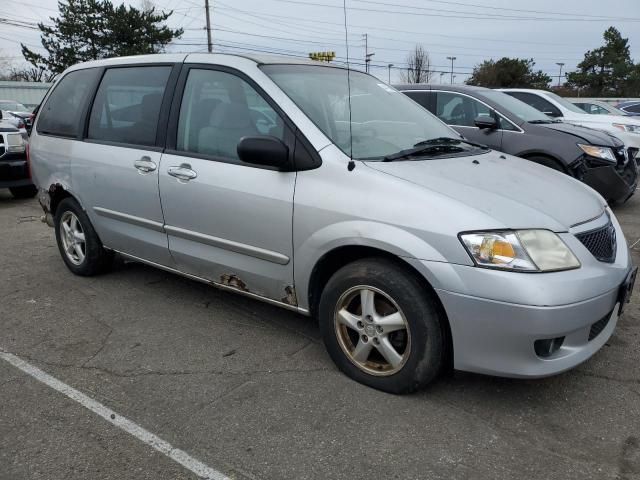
[406,210,633,378]
[0,155,32,188]
[436,287,621,377]
[579,152,638,203]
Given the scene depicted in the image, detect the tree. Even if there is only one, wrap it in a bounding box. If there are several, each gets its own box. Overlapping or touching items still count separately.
[22,0,183,77]
[400,45,432,84]
[466,57,551,89]
[566,27,636,96]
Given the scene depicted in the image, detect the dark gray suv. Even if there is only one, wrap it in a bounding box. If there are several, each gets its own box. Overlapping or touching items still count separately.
[396,84,638,203]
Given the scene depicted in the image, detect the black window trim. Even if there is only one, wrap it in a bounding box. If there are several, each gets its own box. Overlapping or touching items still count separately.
[81,62,182,151]
[164,63,321,172]
[405,88,524,133]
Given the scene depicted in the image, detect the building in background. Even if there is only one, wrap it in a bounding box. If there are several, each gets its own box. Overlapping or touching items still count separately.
[0,81,52,110]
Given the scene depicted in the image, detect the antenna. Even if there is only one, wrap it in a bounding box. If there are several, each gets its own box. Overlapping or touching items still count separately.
[342,0,355,170]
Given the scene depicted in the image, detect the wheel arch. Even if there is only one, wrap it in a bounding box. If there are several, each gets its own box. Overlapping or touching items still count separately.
[306,244,453,368]
[518,151,568,173]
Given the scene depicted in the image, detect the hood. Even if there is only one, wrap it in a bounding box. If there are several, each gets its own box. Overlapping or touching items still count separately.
[365,150,605,231]
[567,111,640,126]
[539,121,623,147]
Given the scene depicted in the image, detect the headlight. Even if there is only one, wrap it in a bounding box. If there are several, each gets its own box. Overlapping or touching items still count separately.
[460,230,580,272]
[6,133,25,153]
[612,123,640,134]
[577,144,616,164]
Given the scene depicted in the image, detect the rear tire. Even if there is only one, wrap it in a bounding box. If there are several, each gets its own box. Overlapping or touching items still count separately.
[54,198,113,276]
[9,185,37,199]
[319,258,444,394]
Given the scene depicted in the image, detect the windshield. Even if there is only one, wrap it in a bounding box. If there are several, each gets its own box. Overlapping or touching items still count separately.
[0,101,28,112]
[261,65,458,160]
[542,92,586,114]
[481,90,551,123]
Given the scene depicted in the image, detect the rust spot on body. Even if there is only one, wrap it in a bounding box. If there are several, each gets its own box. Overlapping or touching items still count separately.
[281,285,298,305]
[220,274,249,292]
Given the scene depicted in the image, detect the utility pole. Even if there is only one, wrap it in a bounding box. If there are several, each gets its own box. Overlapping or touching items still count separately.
[204,0,213,53]
[387,63,393,83]
[363,34,374,73]
[447,56,456,84]
[556,62,565,87]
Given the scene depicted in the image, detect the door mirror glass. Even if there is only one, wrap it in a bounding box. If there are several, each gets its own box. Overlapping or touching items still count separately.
[237,136,289,169]
[474,115,498,130]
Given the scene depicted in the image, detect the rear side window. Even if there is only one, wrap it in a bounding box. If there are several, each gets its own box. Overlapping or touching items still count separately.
[88,66,172,147]
[37,69,99,137]
[403,91,434,111]
[626,104,640,114]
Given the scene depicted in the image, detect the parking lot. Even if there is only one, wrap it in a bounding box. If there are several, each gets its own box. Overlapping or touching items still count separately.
[0,189,639,480]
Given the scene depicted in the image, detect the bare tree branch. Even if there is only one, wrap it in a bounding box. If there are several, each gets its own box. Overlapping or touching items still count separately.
[400,45,432,84]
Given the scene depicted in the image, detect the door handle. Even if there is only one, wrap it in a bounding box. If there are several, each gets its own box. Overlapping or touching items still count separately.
[134,156,157,173]
[168,164,198,181]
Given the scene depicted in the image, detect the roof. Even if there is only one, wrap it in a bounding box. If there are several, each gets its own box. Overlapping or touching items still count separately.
[0,81,52,108]
[68,52,337,71]
[393,83,488,92]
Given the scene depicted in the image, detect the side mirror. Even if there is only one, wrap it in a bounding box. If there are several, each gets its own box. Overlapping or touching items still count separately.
[237,136,289,169]
[474,115,498,130]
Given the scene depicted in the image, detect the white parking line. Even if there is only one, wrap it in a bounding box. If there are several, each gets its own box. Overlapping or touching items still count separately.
[0,350,230,480]
[630,237,640,249]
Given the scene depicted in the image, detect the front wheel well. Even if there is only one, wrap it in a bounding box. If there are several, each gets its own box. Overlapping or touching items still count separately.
[307,245,453,369]
[520,153,568,174]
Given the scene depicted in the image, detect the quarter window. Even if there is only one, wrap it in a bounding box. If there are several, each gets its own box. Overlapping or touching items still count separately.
[88,66,172,147]
[435,92,491,127]
[176,69,285,161]
[37,68,99,137]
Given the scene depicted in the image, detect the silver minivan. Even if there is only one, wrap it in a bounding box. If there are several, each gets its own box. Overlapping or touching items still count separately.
[30,54,636,393]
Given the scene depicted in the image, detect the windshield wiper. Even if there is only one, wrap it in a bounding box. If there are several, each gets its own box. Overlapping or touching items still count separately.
[383,137,488,161]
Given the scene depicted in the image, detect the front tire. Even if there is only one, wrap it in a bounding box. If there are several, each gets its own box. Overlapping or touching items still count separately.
[10,185,37,199]
[319,258,444,394]
[54,198,113,276]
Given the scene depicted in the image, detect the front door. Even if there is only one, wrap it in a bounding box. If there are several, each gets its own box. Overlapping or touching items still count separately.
[159,66,296,303]
[434,91,503,151]
[73,65,176,266]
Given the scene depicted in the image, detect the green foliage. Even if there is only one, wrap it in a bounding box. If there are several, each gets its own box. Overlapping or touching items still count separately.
[22,0,183,76]
[466,57,551,89]
[566,27,637,96]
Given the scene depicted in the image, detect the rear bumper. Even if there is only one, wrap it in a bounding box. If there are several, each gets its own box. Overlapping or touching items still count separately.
[436,287,621,378]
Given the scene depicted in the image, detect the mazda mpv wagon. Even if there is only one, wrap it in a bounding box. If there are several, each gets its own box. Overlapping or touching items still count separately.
[30,54,636,393]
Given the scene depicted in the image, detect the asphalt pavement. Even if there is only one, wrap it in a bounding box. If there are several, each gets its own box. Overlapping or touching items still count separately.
[1,189,640,480]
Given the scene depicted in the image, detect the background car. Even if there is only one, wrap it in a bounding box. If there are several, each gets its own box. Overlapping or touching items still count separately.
[573,100,631,116]
[396,84,638,203]
[500,89,640,155]
[0,100,35,138]
[0,120,36,199]
[616,101,640,116]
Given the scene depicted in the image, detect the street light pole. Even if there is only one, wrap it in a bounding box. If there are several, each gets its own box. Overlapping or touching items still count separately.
[204,0,213,52]
[556,62,565,87]
[387,63,393,83]
[447,56,456,84]
[439,72,445,84]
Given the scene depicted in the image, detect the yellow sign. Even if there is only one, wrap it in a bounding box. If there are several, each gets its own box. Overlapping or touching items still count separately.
[308,51,336,62]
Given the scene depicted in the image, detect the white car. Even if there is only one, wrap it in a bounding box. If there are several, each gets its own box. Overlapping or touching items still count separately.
[500,89,640,154]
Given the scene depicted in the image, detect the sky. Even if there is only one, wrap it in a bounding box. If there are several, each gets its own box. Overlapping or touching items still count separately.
[1,0,639,84]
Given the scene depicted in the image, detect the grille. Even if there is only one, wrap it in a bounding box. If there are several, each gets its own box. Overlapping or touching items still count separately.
[575,222,617,263]
[589,312,612,341]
